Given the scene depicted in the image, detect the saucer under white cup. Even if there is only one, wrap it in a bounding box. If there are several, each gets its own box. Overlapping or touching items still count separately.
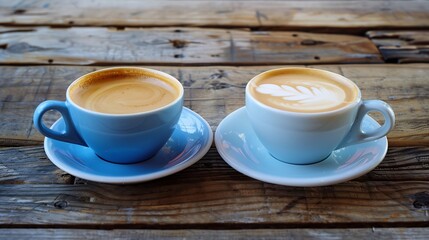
[44,107,213,184]
[215,107,388,187]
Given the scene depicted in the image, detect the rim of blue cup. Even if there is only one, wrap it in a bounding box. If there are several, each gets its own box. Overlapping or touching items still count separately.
[66,66,184,117]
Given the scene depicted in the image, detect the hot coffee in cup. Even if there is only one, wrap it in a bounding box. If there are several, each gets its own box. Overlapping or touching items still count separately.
[70,69,180,114]
[249,68,359,113]
[34,67,184,164]
[246,67,395,165]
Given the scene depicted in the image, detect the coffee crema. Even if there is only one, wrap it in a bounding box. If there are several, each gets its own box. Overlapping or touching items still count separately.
[249,68,359,113]
[70,69,180,114]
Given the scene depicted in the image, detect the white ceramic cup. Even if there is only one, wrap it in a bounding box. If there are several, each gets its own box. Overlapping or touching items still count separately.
[245,67,395,165]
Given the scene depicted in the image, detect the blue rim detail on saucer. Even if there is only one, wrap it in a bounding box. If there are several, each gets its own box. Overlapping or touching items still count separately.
[215,107,388,187]
[44,107,213,184]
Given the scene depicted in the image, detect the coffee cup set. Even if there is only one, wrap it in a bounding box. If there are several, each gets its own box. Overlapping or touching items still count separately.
[34,67,395,186]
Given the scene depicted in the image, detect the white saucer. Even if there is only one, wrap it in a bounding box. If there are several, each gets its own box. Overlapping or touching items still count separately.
[215,107,388,187]
[44,107,213,184]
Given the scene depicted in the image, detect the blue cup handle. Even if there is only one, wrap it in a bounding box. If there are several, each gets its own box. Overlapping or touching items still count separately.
[337,100,395,149]
[33,100,87,146]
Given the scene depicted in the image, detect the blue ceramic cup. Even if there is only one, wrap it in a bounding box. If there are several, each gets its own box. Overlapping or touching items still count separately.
[34,67,184,164]
[246,67,395,165]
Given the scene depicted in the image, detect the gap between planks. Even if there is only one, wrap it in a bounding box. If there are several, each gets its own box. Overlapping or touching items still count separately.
[1,227,429,240]
[2,24,429,35]
[0,220,428,230]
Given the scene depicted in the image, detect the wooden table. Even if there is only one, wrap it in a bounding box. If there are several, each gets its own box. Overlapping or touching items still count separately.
[1,0,428,238]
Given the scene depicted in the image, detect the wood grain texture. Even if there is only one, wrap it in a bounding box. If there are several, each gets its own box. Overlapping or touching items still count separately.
[1,0,428,32]
[368,31,429,63]
[1,228,429,240]
[0,27,382,65]
[0,64,427,147]
[0,147,74,184]
[0,179,428,226]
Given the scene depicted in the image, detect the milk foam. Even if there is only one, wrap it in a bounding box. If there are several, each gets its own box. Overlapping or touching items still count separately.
[249,68,359,113]
[256,80,346,111]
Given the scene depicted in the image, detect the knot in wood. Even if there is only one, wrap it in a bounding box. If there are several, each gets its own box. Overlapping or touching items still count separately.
[13,9,26,14]
[210,81,230,90]
[169,39,188,48]
[300,39,326,46]
[54,200,68,209]
[210,70,227,79]
[412,192,429,209]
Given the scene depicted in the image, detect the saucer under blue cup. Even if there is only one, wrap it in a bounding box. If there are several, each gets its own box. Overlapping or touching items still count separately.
[44,107,213,184]
[215,107,388,187]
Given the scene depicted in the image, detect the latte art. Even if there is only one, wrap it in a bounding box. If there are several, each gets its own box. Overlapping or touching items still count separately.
[249,68,359,113]
[256,81,347,111]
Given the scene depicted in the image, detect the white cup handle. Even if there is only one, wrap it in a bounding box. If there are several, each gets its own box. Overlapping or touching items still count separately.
[336,100,395,149]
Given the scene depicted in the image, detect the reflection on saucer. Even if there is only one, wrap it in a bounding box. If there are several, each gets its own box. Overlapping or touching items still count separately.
[335,146,382,171]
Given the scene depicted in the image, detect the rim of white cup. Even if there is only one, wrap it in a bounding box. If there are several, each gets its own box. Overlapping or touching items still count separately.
[245,67,362,117]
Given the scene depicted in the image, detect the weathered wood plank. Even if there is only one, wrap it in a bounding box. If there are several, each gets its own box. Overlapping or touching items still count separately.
[0,27,382,65]
[357,147,429,182]
[368,31,429,63]
[0,180,428,226]
[0,65,427,147]
[1,228,429,240]
[0,1,428,33]
[0,147,74,184]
